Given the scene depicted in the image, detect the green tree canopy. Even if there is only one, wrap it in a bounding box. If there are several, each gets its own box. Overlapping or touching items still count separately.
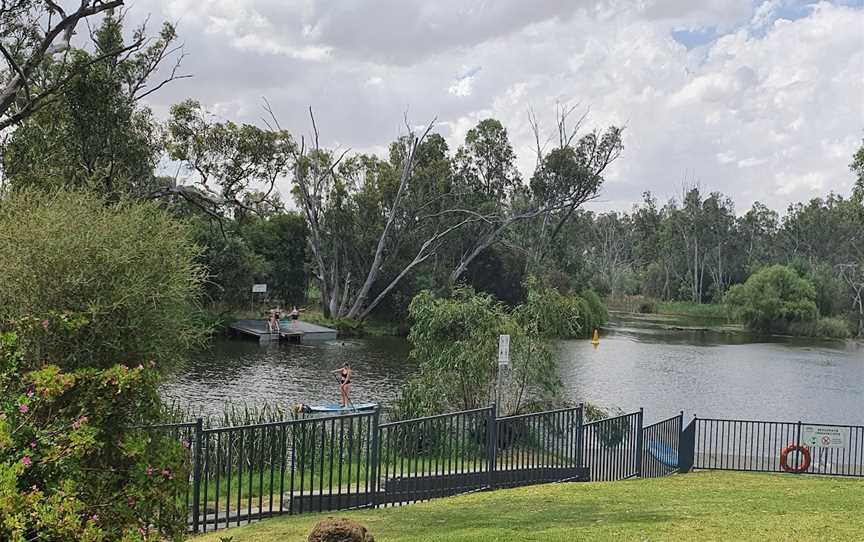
[725,265,818,332]
[2,13,183,201]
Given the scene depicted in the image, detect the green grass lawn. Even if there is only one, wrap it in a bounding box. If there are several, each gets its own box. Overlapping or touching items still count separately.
[193,471,864,541]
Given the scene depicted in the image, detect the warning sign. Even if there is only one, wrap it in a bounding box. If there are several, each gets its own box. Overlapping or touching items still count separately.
[802,426,844,449]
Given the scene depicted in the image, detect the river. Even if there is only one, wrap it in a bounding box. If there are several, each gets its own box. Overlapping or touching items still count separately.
[160,314,863,425]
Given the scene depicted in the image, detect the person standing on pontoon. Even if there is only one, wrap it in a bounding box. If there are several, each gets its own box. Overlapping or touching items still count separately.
[266,307,282,333]
[289,305,304,328]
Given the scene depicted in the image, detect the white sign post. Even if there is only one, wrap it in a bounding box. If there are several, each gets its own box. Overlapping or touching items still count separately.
[495,334,510,409]
[802,426,845,449]
[498,334,510,367]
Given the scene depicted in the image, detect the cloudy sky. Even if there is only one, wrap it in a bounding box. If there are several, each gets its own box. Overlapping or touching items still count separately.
[133,0,864,214]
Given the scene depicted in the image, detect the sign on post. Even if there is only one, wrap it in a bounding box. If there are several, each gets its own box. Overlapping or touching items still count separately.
[802,425,845,449]
[498,334,510,367]
[251,284,267,293]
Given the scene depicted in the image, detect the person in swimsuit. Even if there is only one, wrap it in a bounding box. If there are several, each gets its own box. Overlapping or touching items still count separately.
[331,362,352,407]
[289,306,300,328]
[266,307,281,333]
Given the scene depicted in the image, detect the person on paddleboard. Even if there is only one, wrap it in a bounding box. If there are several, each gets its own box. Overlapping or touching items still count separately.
[332,362,352,407]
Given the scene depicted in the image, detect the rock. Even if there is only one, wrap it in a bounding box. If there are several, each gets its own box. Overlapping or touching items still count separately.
[307,517,375,542]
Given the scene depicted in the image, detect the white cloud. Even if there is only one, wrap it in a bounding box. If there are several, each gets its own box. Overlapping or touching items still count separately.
[136,0,864,213]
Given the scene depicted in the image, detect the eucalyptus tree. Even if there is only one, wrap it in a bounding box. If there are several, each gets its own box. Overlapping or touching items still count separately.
[292,115,473,319]
[3,12,183,200]
[0,1,144,130]
[447,109,624,284]
[165,99,294,218]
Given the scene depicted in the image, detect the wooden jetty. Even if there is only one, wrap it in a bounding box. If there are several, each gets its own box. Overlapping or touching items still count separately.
[229,319,337,344]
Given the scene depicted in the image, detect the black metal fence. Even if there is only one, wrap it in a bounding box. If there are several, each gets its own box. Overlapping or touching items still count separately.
[581,410,643,481]
[150,404,698,534]
[690,417,864,477]
[641,413,682,478]
[377,406,492,505]
[495,406,585,488]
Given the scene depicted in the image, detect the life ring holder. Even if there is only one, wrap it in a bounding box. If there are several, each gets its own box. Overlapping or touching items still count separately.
[780,444,811,473]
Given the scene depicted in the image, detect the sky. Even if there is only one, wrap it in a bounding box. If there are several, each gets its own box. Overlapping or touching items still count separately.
[130,0,864,214]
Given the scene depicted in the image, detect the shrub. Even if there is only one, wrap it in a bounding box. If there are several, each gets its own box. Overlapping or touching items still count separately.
[0,189,207,369]
[0,317,189,541]
[725,265,818,333]
[788,317,853,339]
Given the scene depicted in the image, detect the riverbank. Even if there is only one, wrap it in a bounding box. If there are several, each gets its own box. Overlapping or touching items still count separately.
[193,471,864,541]
[607,298,859,340]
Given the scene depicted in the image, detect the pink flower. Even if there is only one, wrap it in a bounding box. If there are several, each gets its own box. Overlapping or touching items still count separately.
[136,364,144,370]
[162,468,173,479]
[26,390,34,398]
[182,440,190,449]
[72,416,88,429]
[29,442,36,449]
[21,456,31,467]
[18,404,28,414]
[41,319,49,330]
[145,465,153,476]
[90,514,99,522]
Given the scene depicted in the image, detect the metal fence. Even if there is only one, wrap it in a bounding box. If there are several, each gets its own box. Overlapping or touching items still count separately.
[377,406,493,506]
[196,411,377,533]
[641,413,682,478]
[495,406,585,488]
[690,417,864,477]
[581,410,644,481]
[150,404,698,534]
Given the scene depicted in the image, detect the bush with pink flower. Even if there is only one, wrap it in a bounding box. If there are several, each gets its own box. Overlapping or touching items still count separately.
[0,316,191,541]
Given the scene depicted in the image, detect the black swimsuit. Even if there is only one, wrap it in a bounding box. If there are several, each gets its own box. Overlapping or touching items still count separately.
[340,369,351,385]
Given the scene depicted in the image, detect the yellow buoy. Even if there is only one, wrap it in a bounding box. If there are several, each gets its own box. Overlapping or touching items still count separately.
[591,328,600,345]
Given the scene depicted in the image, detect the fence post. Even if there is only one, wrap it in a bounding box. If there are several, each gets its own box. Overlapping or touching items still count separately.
[795,420,802,473]
[486,404,497,489]
[635,408,644,477]
[576,403,584,469]
[369,409,381,507]
[678,416,696,473]
[192,417,203,534]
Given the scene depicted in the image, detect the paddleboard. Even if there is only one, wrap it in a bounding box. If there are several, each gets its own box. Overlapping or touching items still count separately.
[647,440,678,468]
[303,402,378,413]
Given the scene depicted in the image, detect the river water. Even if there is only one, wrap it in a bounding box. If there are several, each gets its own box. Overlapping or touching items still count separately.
[160,314,863,425]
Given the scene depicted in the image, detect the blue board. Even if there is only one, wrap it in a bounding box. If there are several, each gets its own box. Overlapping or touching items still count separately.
[647,440,679,468]
[304,402,378,413]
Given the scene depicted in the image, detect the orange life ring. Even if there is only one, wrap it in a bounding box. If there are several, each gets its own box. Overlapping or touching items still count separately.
[780,444,811,473]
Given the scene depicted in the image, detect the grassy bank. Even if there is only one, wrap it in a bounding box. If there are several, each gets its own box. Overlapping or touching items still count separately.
[194,471,864,541]
[655,301,732,320]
